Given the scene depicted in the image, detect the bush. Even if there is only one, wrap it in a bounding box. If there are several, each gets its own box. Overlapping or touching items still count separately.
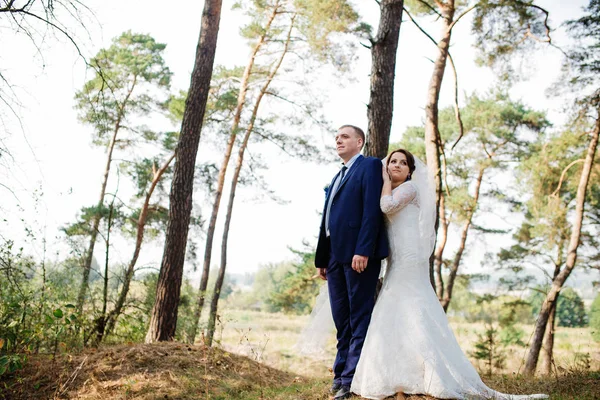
[590,293,600,342]
[469,323,506,377]
[529,287,588,328]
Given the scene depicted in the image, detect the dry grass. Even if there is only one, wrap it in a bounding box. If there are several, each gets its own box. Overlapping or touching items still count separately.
[212,309,600,378]
[235,372,600,400]
[0,342,296,400]
[1,309,599,399]
[1,342,598,400]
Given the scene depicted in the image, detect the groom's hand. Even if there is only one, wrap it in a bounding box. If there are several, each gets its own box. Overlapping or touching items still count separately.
[352,255,368,273]
[318,267,327,280]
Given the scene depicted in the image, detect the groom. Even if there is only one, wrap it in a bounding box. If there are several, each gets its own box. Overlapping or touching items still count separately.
[315,125,388,399]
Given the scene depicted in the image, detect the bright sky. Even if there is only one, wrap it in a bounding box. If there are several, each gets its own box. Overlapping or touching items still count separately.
[0,0,589,282]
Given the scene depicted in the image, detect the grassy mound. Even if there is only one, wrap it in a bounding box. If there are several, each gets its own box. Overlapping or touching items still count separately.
[1,341,598,399]
[0,342,298,399]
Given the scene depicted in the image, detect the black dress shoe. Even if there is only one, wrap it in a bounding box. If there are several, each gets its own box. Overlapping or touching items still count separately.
[329,382,343,395]
[333,385,352,399]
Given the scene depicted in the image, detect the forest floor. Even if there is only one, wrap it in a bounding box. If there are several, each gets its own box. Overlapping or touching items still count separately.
[1,309,599,399]
[0,341,598,399]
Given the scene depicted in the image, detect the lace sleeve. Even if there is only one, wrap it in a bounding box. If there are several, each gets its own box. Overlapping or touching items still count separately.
[380,182,417,215]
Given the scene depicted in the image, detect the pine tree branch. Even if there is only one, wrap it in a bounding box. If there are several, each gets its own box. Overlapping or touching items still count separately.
[448,52,465,150]
[551,159,585,197]
[404,7,437,46]
[404,6,465,150]
[413,0,444,20]
[447,4,476,32]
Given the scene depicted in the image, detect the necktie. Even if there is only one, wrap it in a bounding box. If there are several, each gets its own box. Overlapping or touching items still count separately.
[340,165,347,182]
[325,165,348,236]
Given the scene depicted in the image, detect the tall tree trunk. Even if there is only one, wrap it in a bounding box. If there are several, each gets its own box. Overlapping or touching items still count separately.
[76,77,137,313]
[524,113,599,374]
[364,0,403,159]
[76,123,119,313]
[189,3,279,343]
[100,153,175,341]
[35,236,48,354]
[145,0,223,343]
[205,15,296,347]
[441,165,485,312]
[424,2,455,290]
[434,192,448,299]
[93,196,115,346]
[539,299,557,375]
[539,246,565,375]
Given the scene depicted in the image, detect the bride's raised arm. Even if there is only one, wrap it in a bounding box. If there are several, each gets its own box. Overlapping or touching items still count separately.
[380,182,417,215]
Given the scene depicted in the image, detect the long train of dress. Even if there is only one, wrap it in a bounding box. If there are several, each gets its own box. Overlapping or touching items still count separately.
[350,182,548,400]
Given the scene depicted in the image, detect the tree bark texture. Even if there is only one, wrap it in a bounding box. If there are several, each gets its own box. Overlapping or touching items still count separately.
[145,0,223,343]
[425,2,455,290]
[434,192,448,300]
[539,254,563,375]
[365,0,404,159]
[524,113,599,374]
[539,299,557,375]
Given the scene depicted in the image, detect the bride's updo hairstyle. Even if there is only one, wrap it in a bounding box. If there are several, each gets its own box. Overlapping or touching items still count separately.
[386,148,416,181]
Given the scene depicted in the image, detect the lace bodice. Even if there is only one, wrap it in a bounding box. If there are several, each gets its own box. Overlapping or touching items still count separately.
[380,181,419,214]
[379,182,425,279]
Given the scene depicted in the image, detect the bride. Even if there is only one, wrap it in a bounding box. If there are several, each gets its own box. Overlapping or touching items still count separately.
[301,149,548,400]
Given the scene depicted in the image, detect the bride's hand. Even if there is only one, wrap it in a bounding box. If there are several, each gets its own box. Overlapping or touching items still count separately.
[382,164,391,184]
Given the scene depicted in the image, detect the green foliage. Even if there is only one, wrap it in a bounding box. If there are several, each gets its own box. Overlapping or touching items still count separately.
[472,0,552,78]
[470,323,506,377]
[590,293,600,342]
[204,65,244,128]
[236,0,361,70]
[0,239,86,374]
[498,299,528,347]
[446,274,533,327]
[249,262,296,312]
[564,0,600,106]
[404,0,469,16]
[404,0,552,80]
[175,278,202,342]
[399,92,548,213]
[293,0,360,61]
[0,353,25,377]
[74,31,172,144]
[62,203,126,237]
[447,274,490,322]
[69,32,179,270]
[389,126,426,160]
[494,101,599,296]
[529,287,588,328]
[556,288,588,328]
[125,157,169,198]
[468,293,530,376]
[267,246,322,315]
[225,246,321,315]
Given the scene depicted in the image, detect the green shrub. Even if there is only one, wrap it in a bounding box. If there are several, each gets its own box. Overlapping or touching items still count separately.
[590,293,600,342]
[529,287,588,328]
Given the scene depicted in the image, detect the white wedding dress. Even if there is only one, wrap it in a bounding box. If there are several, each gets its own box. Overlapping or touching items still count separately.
[350,180,548,400]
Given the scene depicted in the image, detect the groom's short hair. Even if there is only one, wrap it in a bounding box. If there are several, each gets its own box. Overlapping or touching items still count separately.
[338,124,365,149]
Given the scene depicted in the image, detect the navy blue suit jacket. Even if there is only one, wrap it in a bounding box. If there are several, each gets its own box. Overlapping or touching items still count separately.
[315,155,389,268]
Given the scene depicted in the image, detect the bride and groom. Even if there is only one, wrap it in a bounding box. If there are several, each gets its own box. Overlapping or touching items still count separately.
[313,125,548,400]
